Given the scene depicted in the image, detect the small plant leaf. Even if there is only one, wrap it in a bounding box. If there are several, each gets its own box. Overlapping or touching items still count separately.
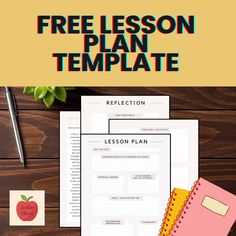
[65,87,76,91]
[21,195,28,201]
[47,86,56,93]
[43,91,55,108]
[54,87,67,103]
[34,87,48,100]
[23,87,35,94]
[23,86,73,108]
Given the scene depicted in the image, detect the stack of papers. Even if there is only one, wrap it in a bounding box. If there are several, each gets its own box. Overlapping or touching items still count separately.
[60,96,199,236]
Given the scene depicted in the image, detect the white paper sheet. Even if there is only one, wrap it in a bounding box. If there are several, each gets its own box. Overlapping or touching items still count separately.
[81,96,169,133]
[109,119,198,190]
[81,134,171,236]
[60,111,80,227]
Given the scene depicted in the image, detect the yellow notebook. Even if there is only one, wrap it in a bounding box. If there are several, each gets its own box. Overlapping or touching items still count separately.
[159,188,189,236]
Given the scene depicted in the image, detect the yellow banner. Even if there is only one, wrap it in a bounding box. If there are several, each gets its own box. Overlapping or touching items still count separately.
[1,0,235,86]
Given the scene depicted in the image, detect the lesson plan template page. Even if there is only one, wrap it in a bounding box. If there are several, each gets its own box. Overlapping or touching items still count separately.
[60,112,80,227]
[81,134,170,236]
[109,119,199,190]
[81,96,169,133]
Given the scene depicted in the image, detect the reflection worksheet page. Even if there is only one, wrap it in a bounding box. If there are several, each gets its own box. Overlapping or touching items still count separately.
[81,96,169,133]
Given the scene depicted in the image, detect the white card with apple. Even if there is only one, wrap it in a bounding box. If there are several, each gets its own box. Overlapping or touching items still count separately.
[9,190,45,226]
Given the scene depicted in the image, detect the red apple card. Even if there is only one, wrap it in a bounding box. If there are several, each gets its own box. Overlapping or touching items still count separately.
[9,190,45,226]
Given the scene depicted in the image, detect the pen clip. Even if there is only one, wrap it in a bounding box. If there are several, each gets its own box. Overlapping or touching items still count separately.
[12,93,18,116]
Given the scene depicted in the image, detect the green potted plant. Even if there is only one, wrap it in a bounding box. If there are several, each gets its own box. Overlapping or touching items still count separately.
[23,86,75,108]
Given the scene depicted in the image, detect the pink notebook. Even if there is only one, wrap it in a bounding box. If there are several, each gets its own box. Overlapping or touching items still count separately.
[170,178,236,236]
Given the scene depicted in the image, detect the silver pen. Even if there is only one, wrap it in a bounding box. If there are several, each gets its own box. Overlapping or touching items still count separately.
[5,87,25,167]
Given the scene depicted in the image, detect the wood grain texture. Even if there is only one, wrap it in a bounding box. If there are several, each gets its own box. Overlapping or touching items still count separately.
[0,159,235,208]
[0,87,236,110]
[0,208,80,236]
[172,110,236,158]
[0,111,58,159]
[1,110,236,159]
[0,159,58,208]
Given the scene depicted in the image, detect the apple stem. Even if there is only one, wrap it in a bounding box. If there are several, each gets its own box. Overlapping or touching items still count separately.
[27,196,33,202]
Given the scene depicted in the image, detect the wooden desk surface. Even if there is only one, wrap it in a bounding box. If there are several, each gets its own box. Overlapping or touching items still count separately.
[0,87,235,235]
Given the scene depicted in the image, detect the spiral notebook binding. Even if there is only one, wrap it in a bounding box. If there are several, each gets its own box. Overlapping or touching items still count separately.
[170,179,202,236]
[159,189,178,236]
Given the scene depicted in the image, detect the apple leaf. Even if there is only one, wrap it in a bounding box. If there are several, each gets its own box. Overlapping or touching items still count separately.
[21,195,28,202]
